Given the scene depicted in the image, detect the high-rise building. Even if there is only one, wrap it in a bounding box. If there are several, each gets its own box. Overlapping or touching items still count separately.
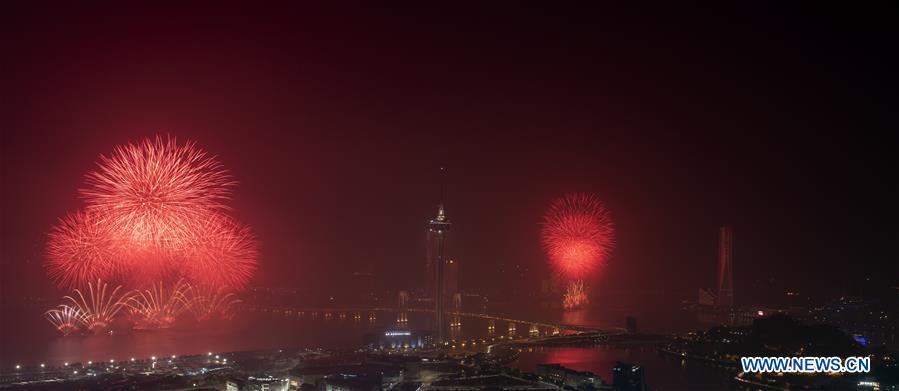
[625,316,638,333]
[427,204,450,342]
[716,226,734,307]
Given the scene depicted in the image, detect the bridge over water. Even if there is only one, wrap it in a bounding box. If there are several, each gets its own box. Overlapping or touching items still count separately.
[242,305,627,336]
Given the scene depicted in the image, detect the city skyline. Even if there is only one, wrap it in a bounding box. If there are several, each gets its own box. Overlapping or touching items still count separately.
[3,3,896,316]
[2,4,897,390]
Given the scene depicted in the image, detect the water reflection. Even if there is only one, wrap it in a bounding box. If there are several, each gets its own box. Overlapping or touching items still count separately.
[562,308,589,325]
[513,346,734,390]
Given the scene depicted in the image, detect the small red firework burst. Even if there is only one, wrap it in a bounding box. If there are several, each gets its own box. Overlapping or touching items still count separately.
[63,280,132,334]
[562,280,589,309]
[45,305,88,336]
[187,285,242,321]
[127,279,194,329]
[541,193,615,280]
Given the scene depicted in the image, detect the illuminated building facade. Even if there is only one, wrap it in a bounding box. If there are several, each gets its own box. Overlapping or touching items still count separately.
[244,375,290,391]
[367,330,435,350]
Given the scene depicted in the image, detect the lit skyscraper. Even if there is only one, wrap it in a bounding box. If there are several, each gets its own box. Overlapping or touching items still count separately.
[716,226,734,307]
[427,204,450,342]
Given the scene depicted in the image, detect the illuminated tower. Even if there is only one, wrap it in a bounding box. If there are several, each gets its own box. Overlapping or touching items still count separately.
[427,204,450,342]
[716,226,734,307]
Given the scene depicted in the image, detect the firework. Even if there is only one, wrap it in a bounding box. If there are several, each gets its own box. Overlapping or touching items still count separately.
[562,280,589,309]
[46,211,124,289]
[541,193,615,280]
[80,135,234,248]
[45,135,258,293]
[187,285,242,321]
[127,279,194,328]
[45,305,88,335]
[64,280,132,333]
[179,215,257,291]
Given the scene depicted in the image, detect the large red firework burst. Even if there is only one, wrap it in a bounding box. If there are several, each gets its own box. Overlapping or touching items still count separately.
[45,135,257,292]
[541,193,615,280]
[80,136,234,248]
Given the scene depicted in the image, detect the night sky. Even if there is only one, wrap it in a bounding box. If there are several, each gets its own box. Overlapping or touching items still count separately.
[2,4,896,309]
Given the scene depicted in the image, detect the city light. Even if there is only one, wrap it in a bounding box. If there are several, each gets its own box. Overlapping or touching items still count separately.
[15,365,20,370]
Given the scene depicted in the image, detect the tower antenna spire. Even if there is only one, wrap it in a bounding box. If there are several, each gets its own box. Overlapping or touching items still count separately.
[440,166,447,206]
